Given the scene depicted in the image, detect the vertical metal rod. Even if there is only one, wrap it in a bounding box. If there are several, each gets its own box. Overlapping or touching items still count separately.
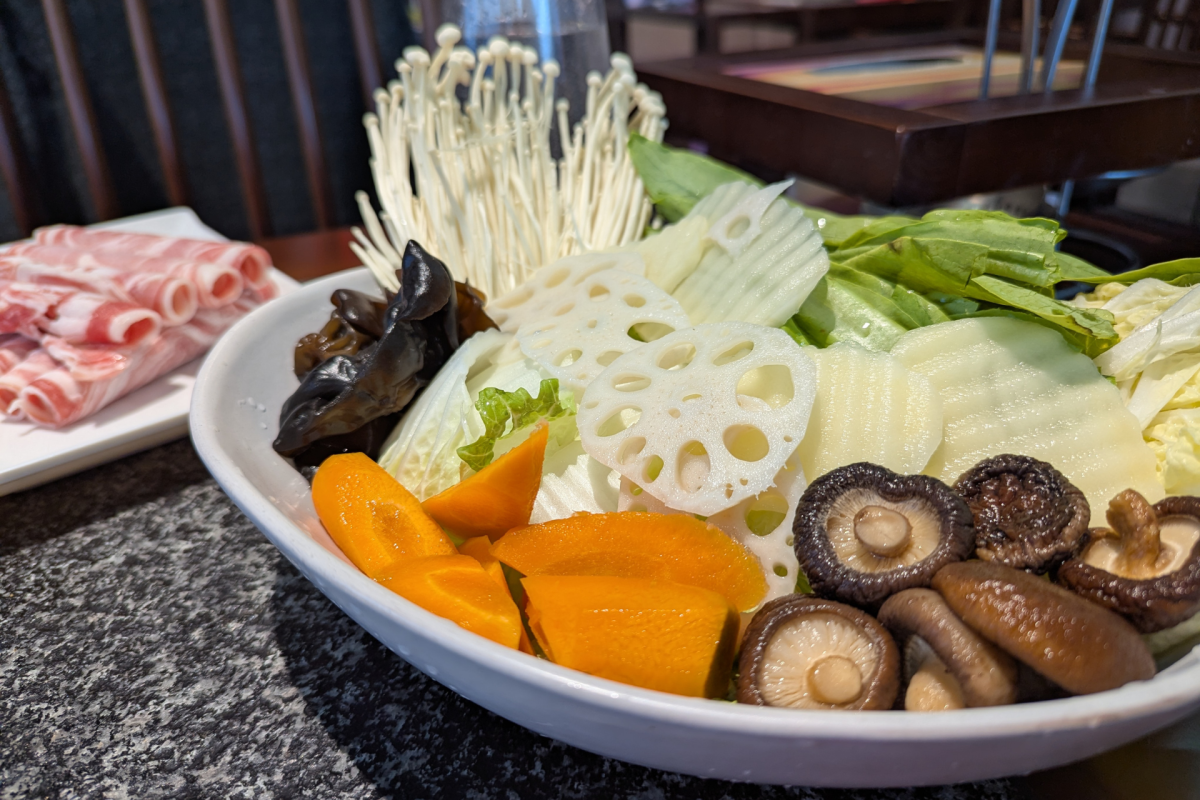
[980,0,1002,98]
[1019,0,1041,94]
[1056,181,1075,217]
[1040,0,1079,92]
[1084,0,1117,92]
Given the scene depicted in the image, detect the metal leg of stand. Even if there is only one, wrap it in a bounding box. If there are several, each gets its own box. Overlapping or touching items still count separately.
[1084,0,1117,92]
[1019,0,1041,94]
[980,0,1002,99]
[1040,0,1078,91]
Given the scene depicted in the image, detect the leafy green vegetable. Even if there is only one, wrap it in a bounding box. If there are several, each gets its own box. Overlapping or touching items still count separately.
[628,133,879,240]
[628,133,758,223]
[1072,258,1200,287]
[791,275,910,351]
[456,378,576,472]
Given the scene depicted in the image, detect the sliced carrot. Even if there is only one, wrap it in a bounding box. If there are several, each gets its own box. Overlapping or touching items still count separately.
[375,555,523,649]
[492,512,767,612]
[459,536,535,655]
[311,452,456,579]
[522,575,738,698]
[422,422,548,541]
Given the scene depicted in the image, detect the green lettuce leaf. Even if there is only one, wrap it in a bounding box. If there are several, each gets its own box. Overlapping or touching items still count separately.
[628,133,881,243]
[457,378,576,472]
[628,133,758,223]
[1071,258,1200,286]
[791,275,911,351]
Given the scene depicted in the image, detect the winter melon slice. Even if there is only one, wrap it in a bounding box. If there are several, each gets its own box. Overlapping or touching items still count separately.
[798,342,942,480]
[890,317,1163,510]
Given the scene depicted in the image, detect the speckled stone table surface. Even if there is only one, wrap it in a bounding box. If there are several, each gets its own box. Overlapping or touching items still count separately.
[1,439,1196,799]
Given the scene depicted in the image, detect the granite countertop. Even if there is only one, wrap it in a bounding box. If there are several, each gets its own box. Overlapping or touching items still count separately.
[0,440,1194,799]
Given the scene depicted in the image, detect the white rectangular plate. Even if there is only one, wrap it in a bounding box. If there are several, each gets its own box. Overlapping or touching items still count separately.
[0,207,298,496]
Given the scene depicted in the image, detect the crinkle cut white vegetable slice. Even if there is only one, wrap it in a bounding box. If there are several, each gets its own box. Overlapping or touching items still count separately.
[619,448,806,605]
[672,183,829,329]
[531,443,621,523]
[890,317,1164,511]
[486,251,645,332]
[707,180,792,258]
[798,342,943,479]
[516,269,691,397]
[579,322,817,516]
[632,214,709,294]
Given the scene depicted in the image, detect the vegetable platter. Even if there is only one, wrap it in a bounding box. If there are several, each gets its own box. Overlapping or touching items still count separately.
[194,28,1200,787]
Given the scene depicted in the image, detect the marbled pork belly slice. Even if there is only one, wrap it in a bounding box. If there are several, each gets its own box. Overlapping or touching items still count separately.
[0,348,58,414]
[6,243,230,312]
[32,225,273,291]
[0,334,38,373]
[0,281,162,346]
[16,296,259,428]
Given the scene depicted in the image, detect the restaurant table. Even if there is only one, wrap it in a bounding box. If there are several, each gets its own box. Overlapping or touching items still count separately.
[3,232,1199,799]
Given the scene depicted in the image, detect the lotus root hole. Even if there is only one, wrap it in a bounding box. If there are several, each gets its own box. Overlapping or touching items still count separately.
[676,441,710,494]
[543,267,570,289]
[596,350,623,368]
[668,408,681,419]
[736,365,794,410]
[643,455,665,483]
[555,349,581,367]
[617,437,646,465]
[612,374,651,392]
[623,294,646,308]
[632,322,676,342]
[586,319,598,329]
[682,393,702,402]
[724,425,770,462]
[657,342,697,371]
[714,341,755,366]
[532,337,553,349]
[596,407,642,437]
[553,302,575,316]
[745,493,789,536]
[773,564,789,578]
[584,400,599,410]
[588,283,611,301]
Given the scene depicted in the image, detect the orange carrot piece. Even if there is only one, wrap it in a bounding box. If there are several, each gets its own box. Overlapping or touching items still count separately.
[311,452,456,579]
[459,536,536,655]
[376,555,523,649]
[492,512,767,612]
[523,575,738,698]
[458,535,507,592]
[422,422,549,541]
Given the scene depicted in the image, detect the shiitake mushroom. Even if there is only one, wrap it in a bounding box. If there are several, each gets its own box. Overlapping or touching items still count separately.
[878,588,1018,711]
[953,454,1089,574]
[792,463,975,609]
[1058,491,1200,633]
[738,596,899,710]
[933,561,1155,695]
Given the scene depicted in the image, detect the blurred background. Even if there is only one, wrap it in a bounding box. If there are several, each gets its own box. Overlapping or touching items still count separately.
[0,0,1197,267]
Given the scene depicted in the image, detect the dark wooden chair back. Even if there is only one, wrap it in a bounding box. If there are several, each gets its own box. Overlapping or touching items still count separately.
[0,0,390,239]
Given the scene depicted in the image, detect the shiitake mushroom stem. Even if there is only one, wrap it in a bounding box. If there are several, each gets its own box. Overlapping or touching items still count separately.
[1106,489,1163,579]
[854,506,912,558]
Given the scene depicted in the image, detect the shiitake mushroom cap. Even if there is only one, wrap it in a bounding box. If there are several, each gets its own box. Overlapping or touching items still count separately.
[933,560,1155,695]
[1058,492,1200,633]
[793,463,975,609]
[738,595,899,711]
[953,454,1089,574]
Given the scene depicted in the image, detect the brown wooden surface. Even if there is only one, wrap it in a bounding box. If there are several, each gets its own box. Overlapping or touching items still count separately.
[638,32,1200,206]
[124,0,188,209]
[42,0,117,221]
[275,0,334,230]
[0,69,36,237]
[203,0,272,239]
[257,226,360,282]
[346,0,383,109]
